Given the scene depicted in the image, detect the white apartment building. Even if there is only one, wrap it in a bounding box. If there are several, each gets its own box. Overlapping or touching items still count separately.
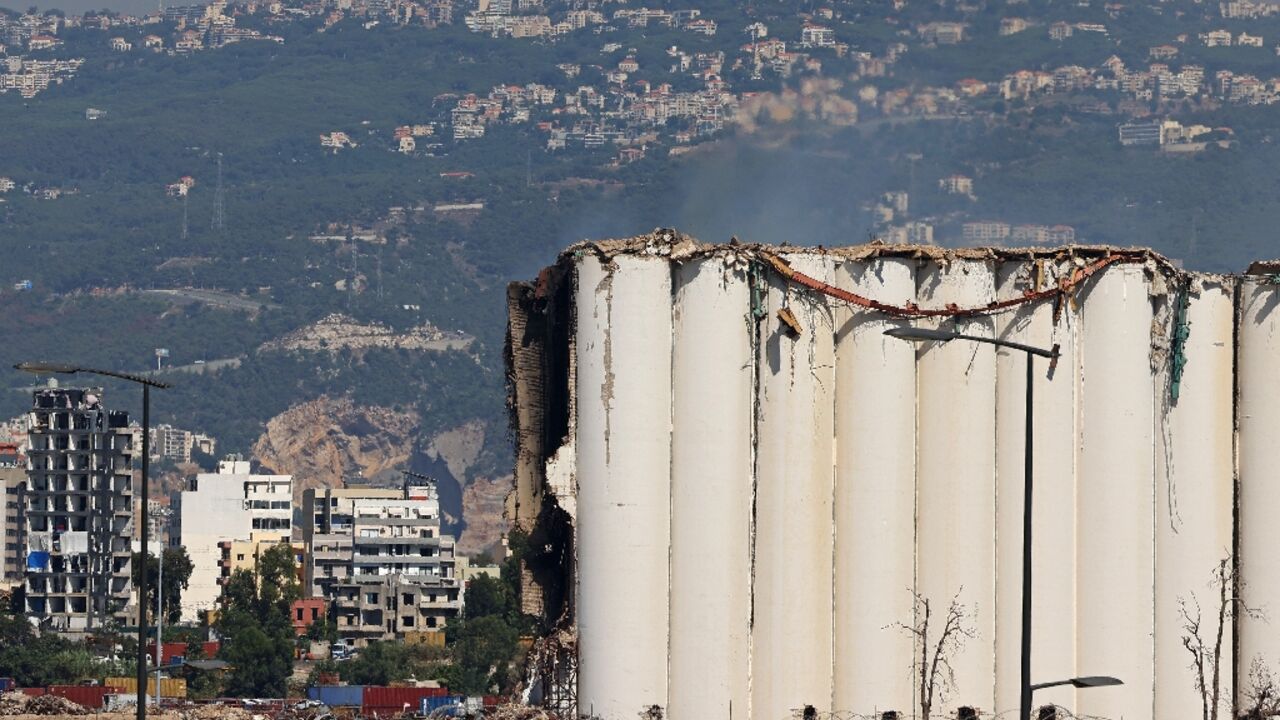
[175,458,292,621]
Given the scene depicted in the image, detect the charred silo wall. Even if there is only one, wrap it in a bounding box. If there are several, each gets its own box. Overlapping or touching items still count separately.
[508,232,1275,720]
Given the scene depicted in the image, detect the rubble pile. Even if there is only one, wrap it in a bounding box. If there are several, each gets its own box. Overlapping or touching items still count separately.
[484,705,558,720]
[177,705,252,720]
[0,694,90,716]
[0,693,29,715]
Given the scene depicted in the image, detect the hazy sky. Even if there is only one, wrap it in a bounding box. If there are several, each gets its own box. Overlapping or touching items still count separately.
[3,0,204,15]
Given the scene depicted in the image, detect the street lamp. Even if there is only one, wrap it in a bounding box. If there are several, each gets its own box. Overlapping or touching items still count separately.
[15,362,170,720]
[883,327,1061,720]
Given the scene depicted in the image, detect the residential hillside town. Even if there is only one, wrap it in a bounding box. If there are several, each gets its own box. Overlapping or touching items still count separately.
[4,0,1280,244]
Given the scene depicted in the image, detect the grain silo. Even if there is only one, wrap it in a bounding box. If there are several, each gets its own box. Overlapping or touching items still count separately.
[508,231,1279,720]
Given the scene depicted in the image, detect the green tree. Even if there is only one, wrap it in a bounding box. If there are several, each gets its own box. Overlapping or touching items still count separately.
[219,613,294,698]
[461,575,512,622]
[131,547,195,625]
[214,543,303,698]
[440,616,519,695]
[341,641,411,686]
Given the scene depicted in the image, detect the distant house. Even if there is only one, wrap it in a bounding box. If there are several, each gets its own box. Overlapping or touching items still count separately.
[999,17,1029,35]
[320,131,356,150]
[85,108,107,120]
[939,174,975,196]
[1200,29,1232,46]
[0,178,14,193]
[109,37,132,51]
[1048,21,1073,40]
[1238,32,1263,47]
[143,34,164,50]
[398,136,416,154]
[684,18,717,35]
[801,23,836,47]
[1149,44,1178,59]
[1118,120,1162,145]
[918,22,966,44]
[28,35,62,51]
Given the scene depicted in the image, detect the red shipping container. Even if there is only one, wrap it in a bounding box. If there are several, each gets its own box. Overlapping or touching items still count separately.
[20,688,46,697]
[46,686,125,709]
[483,695,502,707]
[147,641,220,664]
[362,686,449,714]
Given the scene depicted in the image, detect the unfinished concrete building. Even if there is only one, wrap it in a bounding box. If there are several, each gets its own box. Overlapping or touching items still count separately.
[507,231,1280,720]
[24,387,134,633]
[304,482,460,644]
[1,466,26,583]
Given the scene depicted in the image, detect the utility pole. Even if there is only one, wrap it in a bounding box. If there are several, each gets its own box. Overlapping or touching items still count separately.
[211,153,225,232]
[180,193,188,240]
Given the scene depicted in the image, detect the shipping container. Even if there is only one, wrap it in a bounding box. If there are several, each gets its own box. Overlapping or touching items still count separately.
[307,685,364,708]
[419,695,465,715]
[19,688,46,697]
[146,641,219,664]
[46,686,126,709]
[363,686,449,714]
[0,678,13,692]
[103,677,188,698]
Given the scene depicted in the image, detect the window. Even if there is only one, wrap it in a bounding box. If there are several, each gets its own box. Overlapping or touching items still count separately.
[296,607,304,621]
[237,554,245,561]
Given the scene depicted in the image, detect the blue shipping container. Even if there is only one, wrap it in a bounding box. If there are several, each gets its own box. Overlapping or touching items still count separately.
[0,679,13,692]
[419,695,465,714]
[307,685,365,708]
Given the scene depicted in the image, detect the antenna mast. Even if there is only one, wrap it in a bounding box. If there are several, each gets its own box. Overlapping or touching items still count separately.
[211,153,225,231]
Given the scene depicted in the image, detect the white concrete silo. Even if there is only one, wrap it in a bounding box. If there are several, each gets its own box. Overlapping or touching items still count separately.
[914,258,998,714]
[573,254,673,720]
[832,257,918,716]
[993,259,1080,716]
[1075,264,1156,720]
[668,257,753,720]
[1153,280,1235,720]
[1238,275,1280,704]
[751,253,836,720]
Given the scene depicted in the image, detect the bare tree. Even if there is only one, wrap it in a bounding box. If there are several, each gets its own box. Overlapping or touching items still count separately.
[1241,657,1280,720]
[1180,556,1261,720]
[896,588,974,720]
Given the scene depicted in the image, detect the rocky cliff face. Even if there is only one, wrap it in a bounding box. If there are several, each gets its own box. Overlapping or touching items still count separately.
[251,395,419,501]
[249,398,510,555]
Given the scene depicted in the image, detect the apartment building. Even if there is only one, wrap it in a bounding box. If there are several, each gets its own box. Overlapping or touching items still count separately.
[175,458,292,621]
[217,538,304,588]
[1,466,25,583]
[303,486,402,599]
[24,388,134,633]
[303,482,461,644]
[150,424,216,464]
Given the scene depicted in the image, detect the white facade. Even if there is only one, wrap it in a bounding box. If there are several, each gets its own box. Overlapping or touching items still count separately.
[510,235,1280,720]
[176,459,291,621]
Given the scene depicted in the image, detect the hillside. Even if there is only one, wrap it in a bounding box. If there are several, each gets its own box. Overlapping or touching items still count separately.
[4,0,1280,542]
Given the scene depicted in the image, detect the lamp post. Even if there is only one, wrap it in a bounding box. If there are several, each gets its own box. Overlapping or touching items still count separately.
[15,362,170,720]
[884,327,1091,720]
